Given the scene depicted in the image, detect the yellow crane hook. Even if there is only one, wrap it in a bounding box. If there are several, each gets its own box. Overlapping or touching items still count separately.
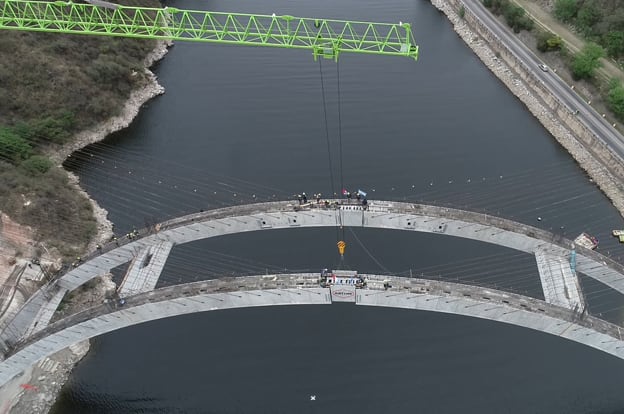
[337,240,346,257]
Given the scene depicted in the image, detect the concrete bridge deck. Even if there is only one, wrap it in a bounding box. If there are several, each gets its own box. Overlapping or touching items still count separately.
[2,200,624,353]
[1,273,623,389]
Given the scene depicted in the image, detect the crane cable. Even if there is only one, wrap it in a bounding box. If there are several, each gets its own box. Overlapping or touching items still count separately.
[318,58,336,203]
[336,58,346,244]
[348,227,390,274]
[336,59,347,265]
[318,58,346,260]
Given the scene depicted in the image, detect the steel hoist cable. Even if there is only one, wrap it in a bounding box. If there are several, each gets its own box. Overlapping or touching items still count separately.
[319,58,346,262]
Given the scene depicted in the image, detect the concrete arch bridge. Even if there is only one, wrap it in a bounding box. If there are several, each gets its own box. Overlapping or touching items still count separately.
[2,273,624,388]
[2,200,624,383]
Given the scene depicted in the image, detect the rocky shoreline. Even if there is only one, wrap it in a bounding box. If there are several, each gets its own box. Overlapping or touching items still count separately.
[50,40,171,165]
[0,40,171,414]
[56,39,172,254]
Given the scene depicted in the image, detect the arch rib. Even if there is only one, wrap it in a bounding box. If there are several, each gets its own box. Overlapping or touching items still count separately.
[1,274,623,389]
[3,200,624,349]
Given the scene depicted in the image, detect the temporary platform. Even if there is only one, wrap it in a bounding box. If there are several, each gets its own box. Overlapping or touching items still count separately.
[574,233,598,250]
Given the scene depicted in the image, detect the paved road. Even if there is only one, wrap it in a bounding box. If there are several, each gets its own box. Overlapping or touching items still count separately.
[464,2,624,159]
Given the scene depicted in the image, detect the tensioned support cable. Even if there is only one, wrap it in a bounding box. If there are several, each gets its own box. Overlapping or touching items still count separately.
[318,59,341,246]
[336,59,345,243]
[0,0,419,61]
[318,58,335,199]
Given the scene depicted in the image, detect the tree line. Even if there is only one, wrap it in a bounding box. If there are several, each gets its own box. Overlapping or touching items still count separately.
[554,0,624,59]
[483,0,534,33]
[554,0,624,121]
[482,0,624,122]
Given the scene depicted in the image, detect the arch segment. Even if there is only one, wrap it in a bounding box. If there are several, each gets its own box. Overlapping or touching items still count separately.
[1,274,623,389]
[56,200,624,293]
[3,200,624,348]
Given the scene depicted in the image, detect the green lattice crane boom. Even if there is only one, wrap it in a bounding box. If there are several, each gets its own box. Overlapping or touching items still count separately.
[0,0,418,60]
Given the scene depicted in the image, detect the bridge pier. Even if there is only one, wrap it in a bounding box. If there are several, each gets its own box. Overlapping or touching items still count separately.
[535,248,584,311]
[118,241,174,296]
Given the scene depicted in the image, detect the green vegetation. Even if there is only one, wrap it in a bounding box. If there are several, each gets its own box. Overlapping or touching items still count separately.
[0,0,160,259]
[0,32,154,128]
[12,112,76,145]
[0,112,76,168]
[554,0,580,22]
[482,0,534,33]
[607,78,624,121]
[536,30,564,52]
[554,0,624,60]
[482,0,622,133]
[0,163,97,257]
[0,128,32,164]
[571,42,605,79]
[20,156,54,176]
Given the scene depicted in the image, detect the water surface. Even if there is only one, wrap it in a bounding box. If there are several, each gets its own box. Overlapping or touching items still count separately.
[54,0,624,412]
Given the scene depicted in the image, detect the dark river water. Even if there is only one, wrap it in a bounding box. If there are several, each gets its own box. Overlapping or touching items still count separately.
[51,0,624,412]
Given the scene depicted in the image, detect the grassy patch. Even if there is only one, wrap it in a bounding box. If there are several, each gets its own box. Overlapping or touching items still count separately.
[0,0,161,259]
[554,0,624,61]
[0,32,156,130]
[0,162,97,258]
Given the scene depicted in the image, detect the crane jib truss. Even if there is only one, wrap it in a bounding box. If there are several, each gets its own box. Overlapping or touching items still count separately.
[0,0,419,60]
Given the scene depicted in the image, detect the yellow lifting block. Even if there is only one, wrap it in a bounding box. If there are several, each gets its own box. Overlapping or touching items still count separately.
[337,240,346,256]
